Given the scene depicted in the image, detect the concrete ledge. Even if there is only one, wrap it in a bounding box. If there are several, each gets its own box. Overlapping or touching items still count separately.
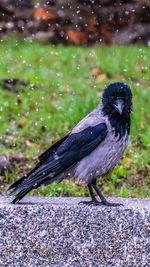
[0,197,149,267]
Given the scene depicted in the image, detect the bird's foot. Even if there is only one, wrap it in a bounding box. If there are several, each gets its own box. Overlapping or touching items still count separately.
[102,201,123,207]
[79,199,102,206]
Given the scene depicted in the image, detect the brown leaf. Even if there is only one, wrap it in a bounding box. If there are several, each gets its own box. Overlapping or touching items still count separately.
[91,67,107,83]
[96,73,107,82]
[91,67,104,77]
[17,117,27,128]
[33,7,58,21]
[123,157,132,168]
[64,86,71,93]
[66,30,87,45]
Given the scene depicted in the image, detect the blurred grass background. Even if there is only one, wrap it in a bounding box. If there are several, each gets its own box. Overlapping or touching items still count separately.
[0,37,150,198]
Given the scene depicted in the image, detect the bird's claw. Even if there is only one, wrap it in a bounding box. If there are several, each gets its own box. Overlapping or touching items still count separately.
[79,200,102,206]
[102,201,123,207]
[79,200,123,207]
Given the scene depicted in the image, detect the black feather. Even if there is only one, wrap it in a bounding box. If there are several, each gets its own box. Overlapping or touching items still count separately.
[9,123,107,203]
[39,134,69,162]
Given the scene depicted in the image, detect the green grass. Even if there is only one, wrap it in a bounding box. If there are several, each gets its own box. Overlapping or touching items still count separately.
[0,37,150,198]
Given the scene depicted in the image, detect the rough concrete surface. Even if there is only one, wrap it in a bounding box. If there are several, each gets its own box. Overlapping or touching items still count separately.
[0,196,149,267]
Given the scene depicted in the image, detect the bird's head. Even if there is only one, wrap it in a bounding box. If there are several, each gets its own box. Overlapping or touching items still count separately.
[102,82,133,118]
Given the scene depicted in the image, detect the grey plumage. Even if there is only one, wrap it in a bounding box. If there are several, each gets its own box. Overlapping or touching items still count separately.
[73,109,128,185]
[8,82,133,205]
[57,106,128,185]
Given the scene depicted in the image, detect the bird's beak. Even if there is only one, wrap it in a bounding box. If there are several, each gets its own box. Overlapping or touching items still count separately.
[114,99,124,114]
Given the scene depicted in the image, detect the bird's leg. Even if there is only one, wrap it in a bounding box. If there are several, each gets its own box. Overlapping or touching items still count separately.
[91,179,123,207]
[79,183,101,206]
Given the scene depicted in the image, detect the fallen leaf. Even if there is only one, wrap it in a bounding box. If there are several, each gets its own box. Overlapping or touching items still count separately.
[96,73,107,82]
[91,67,102,77]
[66,30,87,45]
[91,67,107,82]
[33,7,58,21]
[17,117,27,128]
[64,86,71,93]
[123,157,132,168]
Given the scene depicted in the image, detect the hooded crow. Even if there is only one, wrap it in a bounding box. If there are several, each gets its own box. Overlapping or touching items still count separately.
[8,82,133,205]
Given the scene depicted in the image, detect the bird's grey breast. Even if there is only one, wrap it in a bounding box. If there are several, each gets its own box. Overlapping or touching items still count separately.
[74,119,128,185]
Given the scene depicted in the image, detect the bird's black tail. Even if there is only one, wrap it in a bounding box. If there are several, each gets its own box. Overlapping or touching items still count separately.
[8,158,62,204]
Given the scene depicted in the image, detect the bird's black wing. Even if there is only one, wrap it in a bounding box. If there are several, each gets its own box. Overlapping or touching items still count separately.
[39,134,69,162]
[56,123,107,168]
[9,123,107,203]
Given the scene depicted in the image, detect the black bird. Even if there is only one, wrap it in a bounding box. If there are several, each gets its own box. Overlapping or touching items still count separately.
[8,82,133,205]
